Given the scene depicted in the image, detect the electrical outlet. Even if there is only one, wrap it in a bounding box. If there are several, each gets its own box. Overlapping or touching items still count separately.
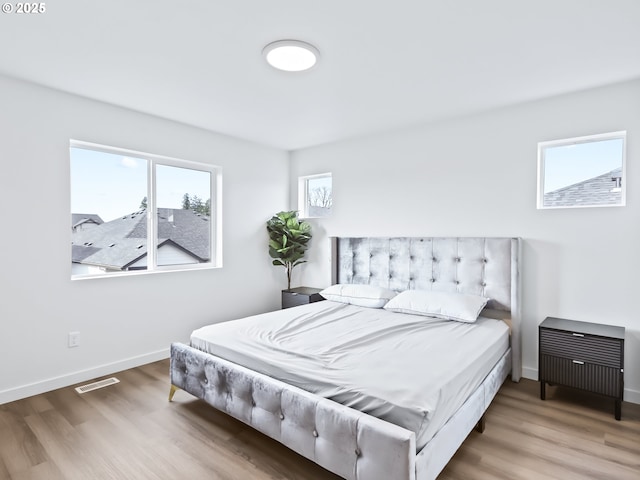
[68,331,80,348]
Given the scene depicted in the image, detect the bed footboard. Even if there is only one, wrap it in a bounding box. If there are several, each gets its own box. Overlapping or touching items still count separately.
[170,342,416,480]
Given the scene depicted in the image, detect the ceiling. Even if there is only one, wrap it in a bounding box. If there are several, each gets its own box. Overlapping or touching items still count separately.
[1,1,639,151]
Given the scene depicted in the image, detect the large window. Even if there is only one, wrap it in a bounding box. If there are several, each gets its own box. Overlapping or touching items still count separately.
[537,131,626,209]
[70,141,222,278]
[298,173,332,218]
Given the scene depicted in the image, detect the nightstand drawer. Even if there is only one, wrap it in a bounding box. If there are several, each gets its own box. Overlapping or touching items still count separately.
[540,328,622,368]
[540,354,622,397]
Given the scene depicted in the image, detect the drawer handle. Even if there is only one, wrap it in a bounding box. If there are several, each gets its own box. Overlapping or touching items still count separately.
[572,360,585,365]
[572,333,584,337]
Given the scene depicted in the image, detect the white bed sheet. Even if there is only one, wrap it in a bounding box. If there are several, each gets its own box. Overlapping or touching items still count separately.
[190,300,509,449]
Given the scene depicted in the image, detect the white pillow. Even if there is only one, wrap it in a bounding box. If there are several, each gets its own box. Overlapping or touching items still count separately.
[383,290,489,323]
[320,284,397,308]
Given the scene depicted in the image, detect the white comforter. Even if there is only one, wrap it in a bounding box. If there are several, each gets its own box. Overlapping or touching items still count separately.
[190,301,509,448]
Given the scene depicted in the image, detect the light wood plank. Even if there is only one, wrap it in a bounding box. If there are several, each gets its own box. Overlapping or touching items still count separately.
[0,360,638,480]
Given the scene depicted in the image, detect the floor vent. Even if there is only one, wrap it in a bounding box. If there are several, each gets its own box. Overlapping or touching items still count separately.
[75,377,120,394]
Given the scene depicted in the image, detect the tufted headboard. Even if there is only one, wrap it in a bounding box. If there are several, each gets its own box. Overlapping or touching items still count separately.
[331,237,521,381]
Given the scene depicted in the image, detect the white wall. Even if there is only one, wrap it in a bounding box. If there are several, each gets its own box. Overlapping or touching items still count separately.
[290,79,640,403]
[0,75,289,403]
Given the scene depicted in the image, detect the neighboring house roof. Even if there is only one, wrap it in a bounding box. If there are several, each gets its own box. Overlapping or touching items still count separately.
[71,244,101,263]
[543,168,622,207]
[71,213,104,230]
[71,208,210,269]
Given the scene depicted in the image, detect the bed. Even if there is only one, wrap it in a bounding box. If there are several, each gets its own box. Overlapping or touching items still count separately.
[169,237,521,479]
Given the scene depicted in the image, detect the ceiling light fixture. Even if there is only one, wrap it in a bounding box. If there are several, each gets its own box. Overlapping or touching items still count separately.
[263,40,319,72]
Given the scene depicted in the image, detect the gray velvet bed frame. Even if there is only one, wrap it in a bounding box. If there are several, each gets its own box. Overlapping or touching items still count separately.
[169,237,521,480]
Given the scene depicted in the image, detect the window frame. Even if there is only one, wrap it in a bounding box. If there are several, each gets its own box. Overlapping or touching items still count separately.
[70,140,222,280]
[536,131,627,210]
[298,172,332,218]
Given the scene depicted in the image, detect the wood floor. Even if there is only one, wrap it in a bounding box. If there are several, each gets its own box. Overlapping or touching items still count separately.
[1,360,638,480]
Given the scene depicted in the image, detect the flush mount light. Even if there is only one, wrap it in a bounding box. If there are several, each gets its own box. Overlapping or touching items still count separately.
[263,40,319,72]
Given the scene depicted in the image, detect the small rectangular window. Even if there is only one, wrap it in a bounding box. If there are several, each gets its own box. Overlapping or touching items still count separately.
[70,140,222,278]
[537,131,626,209]
[299,173,332,218]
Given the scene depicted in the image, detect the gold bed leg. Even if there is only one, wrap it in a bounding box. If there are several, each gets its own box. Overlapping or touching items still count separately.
[168,384,179,402]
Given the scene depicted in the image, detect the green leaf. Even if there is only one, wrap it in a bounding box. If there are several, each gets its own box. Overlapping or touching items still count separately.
[268,240,281,250]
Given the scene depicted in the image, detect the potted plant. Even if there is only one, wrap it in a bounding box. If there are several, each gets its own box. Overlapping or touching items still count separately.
[266,211,312,289]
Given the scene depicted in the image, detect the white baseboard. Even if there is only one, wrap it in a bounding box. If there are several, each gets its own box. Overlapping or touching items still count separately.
[0,348,169,405]
[522,366,538,381]
[622,387,640,404]
[521,365,639,405]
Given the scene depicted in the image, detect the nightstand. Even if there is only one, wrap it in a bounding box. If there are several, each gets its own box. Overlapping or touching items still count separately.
[539,317,625,420]
[282,287,325,309]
